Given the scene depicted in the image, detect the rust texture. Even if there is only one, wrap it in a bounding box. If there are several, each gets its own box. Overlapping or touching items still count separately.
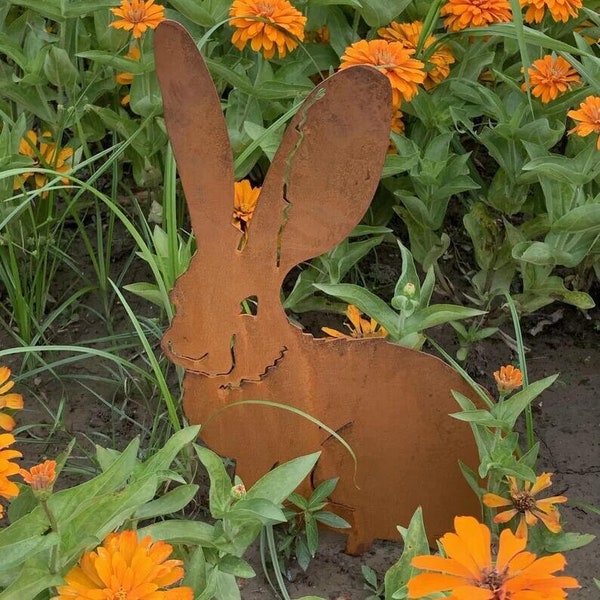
[155,20,481,554]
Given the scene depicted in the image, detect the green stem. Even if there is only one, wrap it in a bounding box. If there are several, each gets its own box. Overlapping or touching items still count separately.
[41,498,60,574]
[504,292,533,450]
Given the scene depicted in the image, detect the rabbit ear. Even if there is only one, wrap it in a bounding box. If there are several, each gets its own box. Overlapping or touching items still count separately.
[154,21,238,248]
[245,66,392,273]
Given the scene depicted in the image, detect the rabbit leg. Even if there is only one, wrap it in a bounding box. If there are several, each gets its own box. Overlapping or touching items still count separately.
[344,510,374,556]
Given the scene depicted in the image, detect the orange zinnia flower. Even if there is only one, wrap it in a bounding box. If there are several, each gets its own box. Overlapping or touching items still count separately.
[339,40,425,106]
[523,55,580,103]
[56,530,193,599]
[229,0,307,60]
[115,45,141,86]
[441,0,512,31]
[13,130,73,194]
[493,365,523,393]
[110,0,165,39]
[20,459,57,493]
[322,305,388,340]
[233,180,261,234]
[521,0,582,24]
[568,96,600,150]
[377,21,455,90]
[407,516,579,599]
[115,45,141,106]
[0,366,23,432]
[391,106,405,135]
[309,25,330,45]
[0,433,21,502]
[484,472,568,538]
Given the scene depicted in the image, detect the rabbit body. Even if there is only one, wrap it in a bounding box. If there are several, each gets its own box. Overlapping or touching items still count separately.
[155,21,481,554]
[180,314,481,554]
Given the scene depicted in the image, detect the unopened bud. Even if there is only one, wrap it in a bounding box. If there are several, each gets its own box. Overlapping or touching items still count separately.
[403,282,416,297]
[231,483,246,499]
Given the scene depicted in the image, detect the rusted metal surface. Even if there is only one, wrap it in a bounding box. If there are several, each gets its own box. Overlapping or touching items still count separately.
[155,20,481,554]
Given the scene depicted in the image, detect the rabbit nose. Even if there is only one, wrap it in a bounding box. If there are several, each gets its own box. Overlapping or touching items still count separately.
[162,331,235,376]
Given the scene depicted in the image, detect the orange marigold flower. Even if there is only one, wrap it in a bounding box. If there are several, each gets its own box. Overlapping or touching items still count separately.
[407,516,579,599]
[110,0,165,39]
[521,0,582,24]
[377,21,455,90]
[20,460,57,493]
[493,364,523,393]
[55,530,193,599]
[13,130,73,194]
[568,96,600,150]
[523,55,580,103]
[0,433,21,502]
[441,0,512,31]
[233,180,261,234]
[322,305,388,340]
[229,0,307,60]
[339,40,425,106]
[0,366,23,432]
[484,472,567,539]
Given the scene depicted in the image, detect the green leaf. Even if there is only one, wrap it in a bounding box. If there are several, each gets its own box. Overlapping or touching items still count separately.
[139,426,200,478]
[48,437,140,523]
[309,477,338,506]
[245,453,320,505]
[43,46,80,88]
[123,282,165,307]
[229,497,287,524]
[362,564,378,588]
[450,409,506,428]
[134,484,199,520]
[314,511,350,529]
[218,555,256,578]
[195,445,234,519]
[404,305,486,334]
[130,70,163,117]
[59,476,161,564]
[305,514,319,555]
[384,507,429,600]
[138,520,216,547]
[0,530,59,573]
[543,532,595,552]
[168,0,216,26]
[308,0,361,7]
[359,0,413,27]
[494,375,558,428]
[315,283,402,338]
[551,204,600,235]
[76,50,150,73]
[0,565,63,600]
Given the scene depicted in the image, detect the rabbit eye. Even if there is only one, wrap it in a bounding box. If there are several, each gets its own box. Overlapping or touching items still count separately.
[239,296,258,316]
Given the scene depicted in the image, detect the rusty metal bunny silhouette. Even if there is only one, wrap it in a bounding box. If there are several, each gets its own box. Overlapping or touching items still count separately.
[155,21,481,554]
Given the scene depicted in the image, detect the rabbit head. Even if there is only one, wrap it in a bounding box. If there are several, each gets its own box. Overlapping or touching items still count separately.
[155,21,392,385]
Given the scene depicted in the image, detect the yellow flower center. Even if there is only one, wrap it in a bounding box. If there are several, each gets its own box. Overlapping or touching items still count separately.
[128,7,145,22]
[256,2,275,17]
[513,490,536,513]
[115,588,128,600]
